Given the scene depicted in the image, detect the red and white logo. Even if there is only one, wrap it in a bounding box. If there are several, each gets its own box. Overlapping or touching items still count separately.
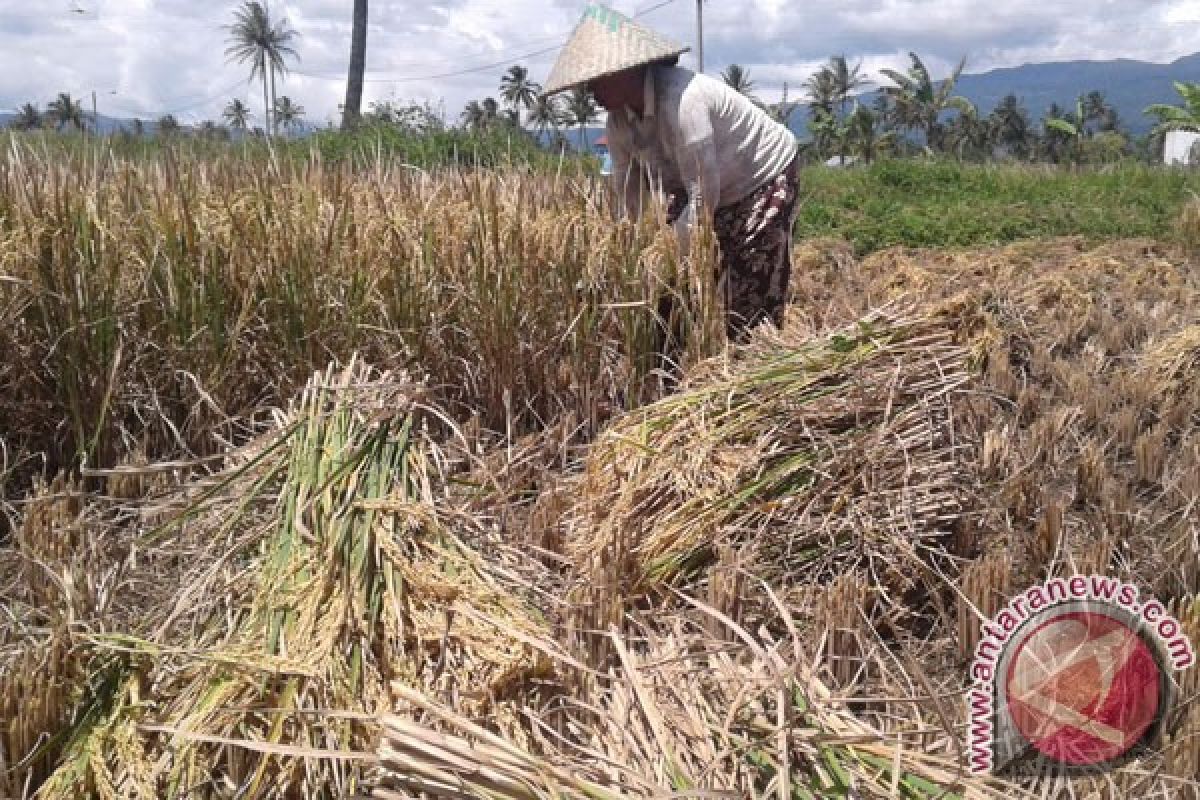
[967,576,1194,776]
[1004,609,1161,768]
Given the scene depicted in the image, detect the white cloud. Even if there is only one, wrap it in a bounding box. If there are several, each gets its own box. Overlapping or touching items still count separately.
[1,0,1199,124]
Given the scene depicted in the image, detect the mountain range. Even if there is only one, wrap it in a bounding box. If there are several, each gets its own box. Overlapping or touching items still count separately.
[773,51,1200,140]
[916,51,1200,136]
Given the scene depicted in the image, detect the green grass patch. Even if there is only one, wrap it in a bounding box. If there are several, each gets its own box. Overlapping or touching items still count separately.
[0,124,588,172]
[796,159,1200,254]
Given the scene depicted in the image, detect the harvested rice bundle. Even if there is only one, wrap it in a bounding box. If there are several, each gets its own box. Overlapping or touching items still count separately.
[566,312,971,625]
[19,361,557,800]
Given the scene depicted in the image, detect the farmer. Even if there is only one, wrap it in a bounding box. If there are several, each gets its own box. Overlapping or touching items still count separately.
[542,4,801,342]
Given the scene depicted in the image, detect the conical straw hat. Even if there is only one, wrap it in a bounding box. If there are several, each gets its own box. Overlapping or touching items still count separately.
[542,4,689,96]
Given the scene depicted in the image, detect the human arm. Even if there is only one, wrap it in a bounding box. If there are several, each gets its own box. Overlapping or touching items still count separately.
[608,128,647,221]
[672,103,721,252]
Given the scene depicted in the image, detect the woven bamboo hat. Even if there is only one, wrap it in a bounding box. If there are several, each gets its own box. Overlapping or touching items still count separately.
[542,4,689,96]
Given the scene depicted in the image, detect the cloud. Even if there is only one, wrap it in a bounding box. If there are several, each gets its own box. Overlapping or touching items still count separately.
[1,0,1198,124]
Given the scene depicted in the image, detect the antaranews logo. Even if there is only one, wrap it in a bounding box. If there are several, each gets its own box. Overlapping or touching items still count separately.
[967,575,1195,776]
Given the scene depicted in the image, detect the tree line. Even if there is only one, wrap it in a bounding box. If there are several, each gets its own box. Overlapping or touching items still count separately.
[727,53,1194,166]
[6,94,305,140]
[7,0,1200,164]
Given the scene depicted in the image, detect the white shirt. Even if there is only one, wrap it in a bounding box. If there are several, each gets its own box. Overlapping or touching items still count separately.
[606,65,798,248]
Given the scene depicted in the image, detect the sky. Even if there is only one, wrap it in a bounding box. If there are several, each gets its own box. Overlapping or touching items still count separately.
[2,0,1200,128]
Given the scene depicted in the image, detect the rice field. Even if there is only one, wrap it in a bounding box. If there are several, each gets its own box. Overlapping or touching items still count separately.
[1,139,1199,799]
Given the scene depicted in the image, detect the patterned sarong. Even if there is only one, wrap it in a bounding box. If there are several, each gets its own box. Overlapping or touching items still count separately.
[712,155,801,340]
[665,155,801,342]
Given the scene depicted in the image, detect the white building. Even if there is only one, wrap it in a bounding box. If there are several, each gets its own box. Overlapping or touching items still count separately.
[1163,130,1200,165]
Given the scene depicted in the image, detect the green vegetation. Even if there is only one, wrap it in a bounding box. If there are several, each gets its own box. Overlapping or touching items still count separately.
[796,158,1200,253]
[1146,80,1200,137]
[303,119,571,169]
[0,124,580,171]
[5,3,1200,797]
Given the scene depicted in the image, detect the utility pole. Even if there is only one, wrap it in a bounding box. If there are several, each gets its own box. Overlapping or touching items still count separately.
[342,0,368,130]
[695,0,704,73]
[92,90,98,136]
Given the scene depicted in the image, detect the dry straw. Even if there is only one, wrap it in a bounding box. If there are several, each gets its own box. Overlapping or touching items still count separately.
[5,144,1200,800]
[375,605,1024,800]
[564,311,971,641]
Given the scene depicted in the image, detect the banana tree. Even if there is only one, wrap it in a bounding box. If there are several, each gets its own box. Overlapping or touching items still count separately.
[846,103,896,164]
[809,109,851,163]
[879,52,972,153]
[1044,96,1087,163]
[1145,81,1200,137]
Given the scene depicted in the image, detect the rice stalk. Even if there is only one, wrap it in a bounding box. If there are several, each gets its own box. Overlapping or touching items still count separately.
[0,142,683,510]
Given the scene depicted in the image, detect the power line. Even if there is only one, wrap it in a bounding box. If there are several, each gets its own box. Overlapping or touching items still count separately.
[292,0,679,85]
[363,44,566,84]
[292,31,572,79]
[102,77,253,120]
[33,0,680,120]
[292,42,562,84]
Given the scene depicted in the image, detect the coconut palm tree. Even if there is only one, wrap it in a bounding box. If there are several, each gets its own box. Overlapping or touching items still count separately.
[223,98,252,131]
[846,104,896,164]
[871,93,894,127]
[527,93,566,141]
[156,114,181,137]
[461,97,505,132]
[1083,90,1112,133]
[11,103,43,131]
[460,100,486,131]
[828,55,870,116]
[1144,81,1200,138]
[499,65,541,121]
[225,0,300,136]
[479,97,503,131]
[945,106,993,161]
[988,94,1033,159]
[879,52,972,153]
[46,92,86,132]
[272,95,305,134]
[566,88,598,151]
[803,67,838,117]
[720,64,756,98]
[1098,106,1121,134]
[341,0,368,129]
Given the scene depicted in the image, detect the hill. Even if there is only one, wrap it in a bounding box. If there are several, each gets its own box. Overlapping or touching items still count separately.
[805,52,1200,139]
[584,52,1200,148]
[948,51,1200,134]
